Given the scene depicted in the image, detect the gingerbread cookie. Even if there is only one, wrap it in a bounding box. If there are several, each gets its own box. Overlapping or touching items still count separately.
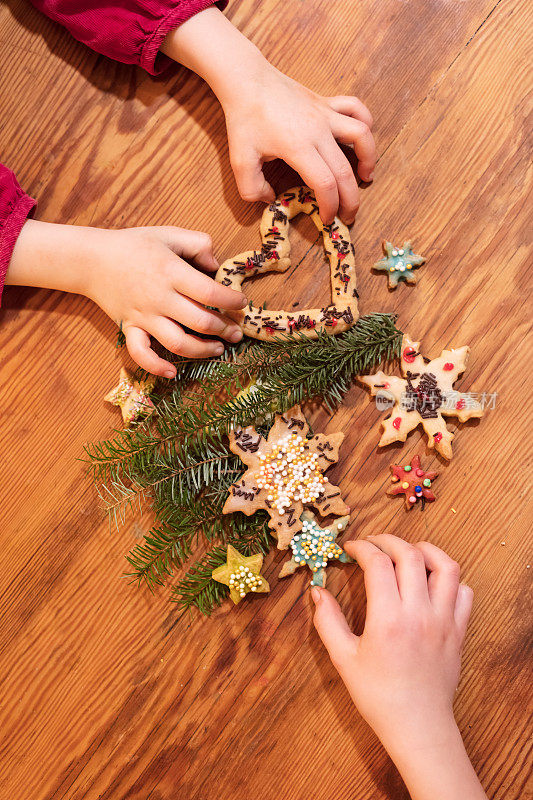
[223,405,350,549]
[388,454,438,509]
[374,241,425,288]
[105,367,156,425]
[359,335,483,459]
[278,511,352,587]
[216,186,358,340]
[212,545,270,604]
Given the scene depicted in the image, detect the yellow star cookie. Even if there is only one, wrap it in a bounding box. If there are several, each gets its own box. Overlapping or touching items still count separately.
[212,545,270,604]
[105,367,156,426]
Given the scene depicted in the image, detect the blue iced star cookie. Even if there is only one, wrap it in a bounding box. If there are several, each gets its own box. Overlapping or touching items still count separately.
[278,510,352,587]
[374,240,425,288]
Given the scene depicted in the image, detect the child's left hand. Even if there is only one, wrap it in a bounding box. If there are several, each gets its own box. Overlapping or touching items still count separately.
[163,8,376,226]
[223,65,375,226]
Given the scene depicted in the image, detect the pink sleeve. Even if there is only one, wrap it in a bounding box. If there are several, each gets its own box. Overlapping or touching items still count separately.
[0,164,36,308]
[28,0,228,75]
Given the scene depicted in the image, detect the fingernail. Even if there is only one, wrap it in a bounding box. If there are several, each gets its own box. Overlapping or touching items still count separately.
[368,172,375,182]
[310,587,322,604]
[212,256,219,268]
[163,369,175,379]
[239,294,248,308]
[214,344,224,356]
[230,328,243,343]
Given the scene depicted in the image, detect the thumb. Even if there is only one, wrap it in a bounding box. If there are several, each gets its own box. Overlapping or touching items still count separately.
[230,146,276,204]
[311,586,358,673]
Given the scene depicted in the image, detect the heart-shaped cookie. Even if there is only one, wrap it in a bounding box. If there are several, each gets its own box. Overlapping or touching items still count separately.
[216,186,359,340]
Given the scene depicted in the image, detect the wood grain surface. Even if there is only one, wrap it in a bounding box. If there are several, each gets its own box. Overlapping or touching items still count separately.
[0,0,532,798]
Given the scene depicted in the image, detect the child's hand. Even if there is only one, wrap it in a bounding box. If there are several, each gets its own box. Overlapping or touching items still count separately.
[312,534,472,745]
[8,220,247,378]
[223,68,375,226]
[162,8,375,226]
[85,226,246,377]
[312,535,486,800]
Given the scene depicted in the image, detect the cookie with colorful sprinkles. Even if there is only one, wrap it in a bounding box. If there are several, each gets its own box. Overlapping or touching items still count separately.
[222,405,350,549]
[279,510,352,587]
[359,334,484,459]
[104,367,156,426]
[215,186,358,340]
[388,454,438,509]
[212,545,269,604]
[374,241,425,288]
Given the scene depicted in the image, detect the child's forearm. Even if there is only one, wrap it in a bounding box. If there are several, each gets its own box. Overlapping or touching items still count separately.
[6,219,97,296]
[382,714,487,800]
[161,7,268,109]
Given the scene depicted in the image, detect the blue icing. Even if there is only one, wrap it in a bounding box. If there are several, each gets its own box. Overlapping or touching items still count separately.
[290,518,350,587]
[374,241,425,288]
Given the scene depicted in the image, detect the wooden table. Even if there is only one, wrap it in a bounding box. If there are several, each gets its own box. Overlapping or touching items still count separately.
[1,1,531,797]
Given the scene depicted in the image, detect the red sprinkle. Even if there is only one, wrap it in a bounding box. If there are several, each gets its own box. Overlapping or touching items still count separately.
[456,399,466,410]
[267,251,279,260]
[416,469,424,477]
[272,226,279,233]
[338,252,346,261]
[331,318,338,327]
[443,362,454,371]
[265,326,274,335]
[281,199,289,206]
[331,232,340,240]
[433,432,443,442]
[403,347,417,363]
[392,417,402,430]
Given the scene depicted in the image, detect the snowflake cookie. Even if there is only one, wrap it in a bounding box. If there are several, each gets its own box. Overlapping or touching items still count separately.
[212,545,270,604]
[278,511,352,587]
[359,334,484,459]
[104,367,156,426]
[388,454,438,509]
[374,241,425,288]
[223,405,350,549]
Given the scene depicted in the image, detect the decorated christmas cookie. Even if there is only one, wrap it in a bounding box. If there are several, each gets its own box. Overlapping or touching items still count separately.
[223,405,350,549]
[374,241,425,288]
[359,334,483,459]
[105,367,156,425]
[388,454,438,509]
[215,186,358,340]
[212,544,269,604]
[278,510,352,587]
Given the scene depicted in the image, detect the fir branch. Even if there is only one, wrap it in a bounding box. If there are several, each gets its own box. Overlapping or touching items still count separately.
[97,436,242,517]
[125,492,231,588]
[85,313,401,483]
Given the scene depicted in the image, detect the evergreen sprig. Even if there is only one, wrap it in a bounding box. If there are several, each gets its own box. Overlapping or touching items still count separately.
[87,313,402,614]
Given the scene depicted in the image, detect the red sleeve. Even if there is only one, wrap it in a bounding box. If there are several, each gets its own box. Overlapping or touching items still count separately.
[0,164,36,308]
[28,0,228,75]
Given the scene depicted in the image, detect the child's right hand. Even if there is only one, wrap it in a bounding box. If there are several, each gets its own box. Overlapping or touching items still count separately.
[8,220,247,378]
[312,534,486,800]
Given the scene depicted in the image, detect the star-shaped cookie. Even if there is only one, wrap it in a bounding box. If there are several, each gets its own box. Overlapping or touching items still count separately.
[374,241,425,288]
[223,405,350,549]
[388,454,438,509]
[211,545,270,604]
[359,334,483,459]
[278,511,352,587]
[105,367,156,426]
